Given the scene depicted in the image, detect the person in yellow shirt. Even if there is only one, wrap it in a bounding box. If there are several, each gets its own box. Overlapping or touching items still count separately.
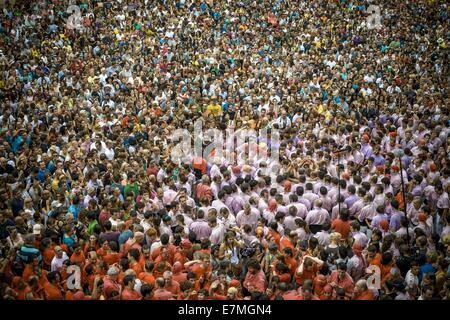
[207,96,222,117]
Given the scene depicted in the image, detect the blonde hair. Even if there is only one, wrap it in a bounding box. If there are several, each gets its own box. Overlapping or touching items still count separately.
[330,232,342,242]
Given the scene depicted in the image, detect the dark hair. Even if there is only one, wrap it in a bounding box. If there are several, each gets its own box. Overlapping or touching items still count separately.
[161,233,170,245]
[337,262,347,271]
[123,274,135,286]
[141,283,154,296]
[246,259,261,271]
[128,248,140,261]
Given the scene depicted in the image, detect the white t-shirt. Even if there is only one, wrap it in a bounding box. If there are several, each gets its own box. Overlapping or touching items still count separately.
[51,252,69,272]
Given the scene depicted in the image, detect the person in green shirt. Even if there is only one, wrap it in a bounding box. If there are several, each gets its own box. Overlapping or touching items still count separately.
[124,173,139,199]
[87,212,99,235]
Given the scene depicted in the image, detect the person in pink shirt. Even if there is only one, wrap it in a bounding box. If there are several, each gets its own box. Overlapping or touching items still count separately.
[189,210,211,241]
[306,199,330,234]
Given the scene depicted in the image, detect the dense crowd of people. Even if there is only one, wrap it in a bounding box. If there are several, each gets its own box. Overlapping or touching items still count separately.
[0,0,449,300]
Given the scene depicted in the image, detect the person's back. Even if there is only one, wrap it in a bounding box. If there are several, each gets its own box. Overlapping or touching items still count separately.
[153,287,173,300]
[122,286,142,300]
[331,218,350,239]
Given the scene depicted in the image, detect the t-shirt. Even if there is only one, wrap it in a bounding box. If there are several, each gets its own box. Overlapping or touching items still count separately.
[51,252,69,271]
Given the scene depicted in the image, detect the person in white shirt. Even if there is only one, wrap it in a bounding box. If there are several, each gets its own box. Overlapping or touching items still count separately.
[51,246,69,272]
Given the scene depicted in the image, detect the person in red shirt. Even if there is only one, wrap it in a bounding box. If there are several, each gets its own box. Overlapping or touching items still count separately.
[43,271,63,300]
[279,230,296,251]
[243,259,267,295]
[128,248,143,275]
[121,274,141,300]
[295,255,324,286]
[12,276,30,300]
[282,247,298,275]
[184,253,212,281]
[123,232,144,256]
[353,279,375,300]
[331,210,351,239]
[267,223,282,250]
[328,262,355,299]
[103,241,122,266]
[163,270,180,297]
[69,244,85,267]
[139,261,156,285]
[153,277,174,300]
[319,284,333,300]
[103,266,122,299]
[172,261,187,284]
[151,234,176,264]
[139,245,152,270]
[298,280,320,300]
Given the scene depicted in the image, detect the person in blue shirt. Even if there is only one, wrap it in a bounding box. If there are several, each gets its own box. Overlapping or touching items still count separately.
[68,196,82,221]
[419,251,438,283]
[37,161,51,183]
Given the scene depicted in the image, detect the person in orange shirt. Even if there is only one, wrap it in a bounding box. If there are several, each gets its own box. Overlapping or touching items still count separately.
[313,274,328,297]
[184,253,212,281]
[22,257,39,282]
[380,251,395,284]
[163,270,180,297]
[128,248,143,275]
[139,245,152,270]
[282,247,298,275]
[103,241,121,266]
[139,261,156,285]
[12,276,30,300]
[331,210,351,239]
[96,240,110,260]
[274,262,292,283]
[195,176,214,201]
[366,244,382,269]
[122,232,144,256]
[353,279,375,300]
[172,261,187,284]
[267,223,282,250]
[43,271,63,300]
[27,276,45,300]
[295,255,324,286]
[121,274,142,300]
[151,234,176,264]
[69,244,85,267]
[279,230,296,251]
[41,238,55,271]
[153,277,174,300]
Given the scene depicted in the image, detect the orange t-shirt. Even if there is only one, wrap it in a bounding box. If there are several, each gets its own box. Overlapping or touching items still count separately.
[279,236,294,251]
[285,256,298,275]
[138,272,156,285]
[22,264,34,281]
[44,283,63,300]
[354,289,374,300]
[267,230,281,249]
[103,252,121,265]
[173,272,187,284]
[43,247,55,267]
[331,219,351,239]
[130,262,143,275]
[70,252,86,266]
[295,264,319,286]
[121,287,141,300]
